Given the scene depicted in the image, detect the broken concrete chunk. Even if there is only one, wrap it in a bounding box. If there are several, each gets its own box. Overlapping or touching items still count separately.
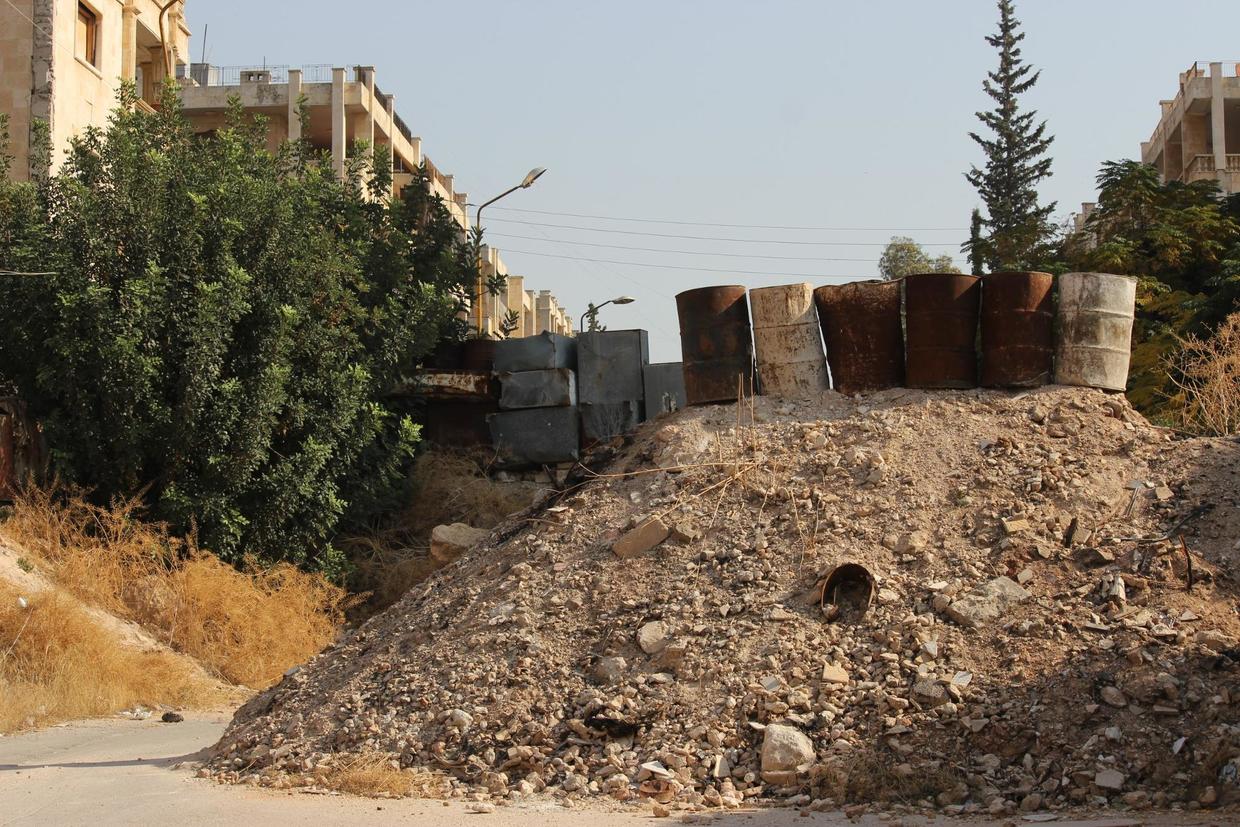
[821,663,849,685]
[613,518,670,559]
[1095,768,1126,791]
[1100,686,1128,707]
[636,620,671,655]
[429,523,489,563]
[593,656,628,685]
[913,678,947,707]
[1001,517,1030,535]
[760,724,815,777]
[1075,547,1114,567]
[946,576,1031,628]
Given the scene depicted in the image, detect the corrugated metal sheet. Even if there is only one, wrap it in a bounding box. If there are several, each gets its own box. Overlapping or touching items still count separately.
[577,330,649,406]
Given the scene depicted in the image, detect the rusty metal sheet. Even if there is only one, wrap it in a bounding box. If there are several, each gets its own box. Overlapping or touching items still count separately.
[1055,272,1137,391]
[577,330,649,406]
[488,407,580,468]
[980,271,1055,388]
[750,283,829,398]
[904,273,982,389]
[676,285,755,406]
[814,280,904,394]
[407,370,494,400]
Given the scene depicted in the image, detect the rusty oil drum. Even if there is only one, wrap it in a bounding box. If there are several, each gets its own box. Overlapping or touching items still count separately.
[904,273,982,389]
[749,282,828,397]
[979,271,1055,387]
[813,280,904,394]
[1055,272,1137,391]
[676,285,755,406]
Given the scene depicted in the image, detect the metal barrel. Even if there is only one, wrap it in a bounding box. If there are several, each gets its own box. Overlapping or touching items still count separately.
[749,282,829,397]
[1055,272,1137,391]
[980,271,1055,388]
[904,273,982,389]
[813,280,904,394]
[676,285,755,406]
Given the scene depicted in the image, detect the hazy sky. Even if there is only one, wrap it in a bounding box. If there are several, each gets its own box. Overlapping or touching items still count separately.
[188,0,1240,361]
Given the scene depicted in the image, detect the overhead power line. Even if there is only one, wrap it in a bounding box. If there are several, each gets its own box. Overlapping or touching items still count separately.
[485,232,895,263]
[485,205,969,233]
[485,217,963,247]
[495,247,873,279]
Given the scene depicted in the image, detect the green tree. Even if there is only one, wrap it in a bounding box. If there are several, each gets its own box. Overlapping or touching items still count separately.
[1062,159,1240,416]
[878,237,961,280]
[967,208,986,275]
[0,85,476,573]
[965,0,1056,270]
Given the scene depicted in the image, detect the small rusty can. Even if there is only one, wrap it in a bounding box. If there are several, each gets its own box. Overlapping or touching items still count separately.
[904,273,982,389]
[676,285,755,406]
[980,271,1055,388]
[813,280,904,394]
[749,282,829,398]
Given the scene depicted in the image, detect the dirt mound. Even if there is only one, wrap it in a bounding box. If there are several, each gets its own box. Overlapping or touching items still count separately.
[207,386,1240,816]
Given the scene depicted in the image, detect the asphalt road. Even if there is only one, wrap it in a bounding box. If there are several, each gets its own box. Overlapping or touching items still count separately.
[0,712,1207,827]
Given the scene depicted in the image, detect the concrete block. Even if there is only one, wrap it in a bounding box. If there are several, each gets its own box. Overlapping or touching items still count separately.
[494,332,577,373]
[578,330,649,405]
[488,407,580,467]
[642,362,687,418]
[498,369,577,410]
[423,399,496,448]
[580,401,641,443]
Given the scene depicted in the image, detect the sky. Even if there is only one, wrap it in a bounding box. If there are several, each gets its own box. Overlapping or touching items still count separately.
[187,0,1240,361]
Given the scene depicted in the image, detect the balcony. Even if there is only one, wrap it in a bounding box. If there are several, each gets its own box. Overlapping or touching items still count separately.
[1183,154,1240,183]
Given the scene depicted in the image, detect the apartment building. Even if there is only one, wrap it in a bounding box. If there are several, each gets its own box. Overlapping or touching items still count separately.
[1141,61,1240,195]
[176,63,469,226]
[478,245,573,338]
[0,0,190,179]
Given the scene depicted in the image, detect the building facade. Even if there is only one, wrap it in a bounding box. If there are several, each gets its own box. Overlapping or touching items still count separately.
[1142,61,1240,195]
[478,246,572,338]
[1,0,191,179]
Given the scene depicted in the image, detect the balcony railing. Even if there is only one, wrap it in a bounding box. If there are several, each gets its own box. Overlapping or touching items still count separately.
[183,63,335,87]
[1182,154,1240,181]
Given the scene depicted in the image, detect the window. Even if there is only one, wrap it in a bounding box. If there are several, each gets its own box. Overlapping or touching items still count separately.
[76,3,98,68]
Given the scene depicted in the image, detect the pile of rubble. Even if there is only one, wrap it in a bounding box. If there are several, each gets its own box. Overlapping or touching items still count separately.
[207,386,1240,817]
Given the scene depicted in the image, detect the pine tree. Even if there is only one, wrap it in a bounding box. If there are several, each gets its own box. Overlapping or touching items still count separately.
[967,208,986,275]
[965,0,1056,270]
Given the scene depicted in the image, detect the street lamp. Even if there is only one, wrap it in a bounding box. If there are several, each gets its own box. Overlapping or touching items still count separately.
[580,295,636,333]
[473,168,547,333]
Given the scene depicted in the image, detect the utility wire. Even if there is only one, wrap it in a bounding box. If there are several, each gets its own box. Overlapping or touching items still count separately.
[496,247,869,279]
[486,232,902,263]
[485,204,969,233]
[484,217,962,247]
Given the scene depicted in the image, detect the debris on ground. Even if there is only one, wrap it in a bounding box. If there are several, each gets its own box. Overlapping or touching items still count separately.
[207,386,1240,817]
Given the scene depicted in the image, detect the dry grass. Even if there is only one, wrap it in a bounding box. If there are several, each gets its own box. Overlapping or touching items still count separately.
[813,750,965,804]
[345,450,539,611]
[0,487,350,690]
[312,752,448,798]
[1166,312,1240,436]
[0,579,221,732]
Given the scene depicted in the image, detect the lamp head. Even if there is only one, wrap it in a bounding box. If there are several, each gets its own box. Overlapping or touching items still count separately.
[521,167,547,188]
[613,296,636,305]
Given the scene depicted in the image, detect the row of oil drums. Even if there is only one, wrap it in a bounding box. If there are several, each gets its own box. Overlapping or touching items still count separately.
[675,271,1138,405]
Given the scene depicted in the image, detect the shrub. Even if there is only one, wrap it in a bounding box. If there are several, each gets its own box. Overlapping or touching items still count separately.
[1166,312,1240,436]
[0,86,476,571]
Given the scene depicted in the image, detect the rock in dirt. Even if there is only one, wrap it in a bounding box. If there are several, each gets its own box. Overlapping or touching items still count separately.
[760,723,814,780]
[636,620,671,655]
[429,523,489,563]
[613,518,670,559]
[946,576,1031,628]
[160,711,184,724]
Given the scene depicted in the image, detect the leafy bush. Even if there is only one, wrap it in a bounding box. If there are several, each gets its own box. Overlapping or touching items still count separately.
[0,86,476,572]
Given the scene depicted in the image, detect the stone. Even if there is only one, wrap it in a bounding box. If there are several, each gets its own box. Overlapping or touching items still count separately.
[760,724,815,778]
[1100,686,1128,709]
[1016,568,1033,585]
[1095,768,1126,790]
[593,656,628,685]
[913,678,947,707]
[613,518,670,559]
[446,708,474,730]
[160,711,184,724]
[821,663,849,685]
[946,577,1032,628]
[895,532,928,555]
[637,621,671,655]
[1154,485,1174,502]
[429,523,489,563]
[1002,518,1031,535]
[668,523,699,545]
[465,802,496,814]
[1198,629,1233,650]
[1019,792,1043,811]
[1075,547,1114,567]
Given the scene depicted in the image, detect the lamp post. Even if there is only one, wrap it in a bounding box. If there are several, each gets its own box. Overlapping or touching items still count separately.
[473,167,546,334]
[580,295,636,333]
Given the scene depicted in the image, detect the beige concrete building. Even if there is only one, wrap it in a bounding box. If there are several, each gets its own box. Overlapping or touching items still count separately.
[1142,61,1240,195]
[477,245,572,338]
[178,64,469,226]
[1,0,190,179]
